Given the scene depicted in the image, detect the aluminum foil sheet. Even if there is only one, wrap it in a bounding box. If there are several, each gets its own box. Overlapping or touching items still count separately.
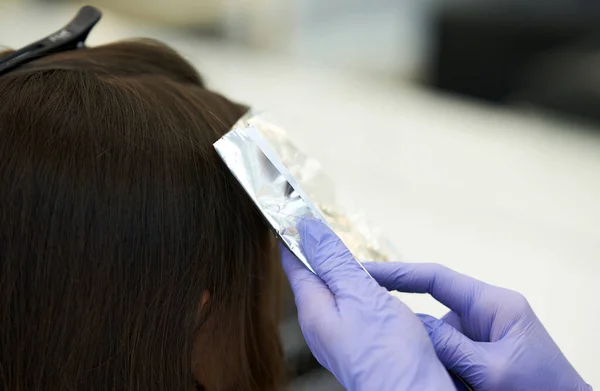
[214,110,398,273]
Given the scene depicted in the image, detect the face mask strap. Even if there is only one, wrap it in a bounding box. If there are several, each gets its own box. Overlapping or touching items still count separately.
[0,5,102,76]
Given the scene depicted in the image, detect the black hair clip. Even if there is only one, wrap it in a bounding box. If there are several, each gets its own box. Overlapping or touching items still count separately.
[0,5,102,76]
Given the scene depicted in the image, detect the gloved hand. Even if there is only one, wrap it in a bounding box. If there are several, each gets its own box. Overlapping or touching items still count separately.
[364,262,593,391]
[281,219,456,391]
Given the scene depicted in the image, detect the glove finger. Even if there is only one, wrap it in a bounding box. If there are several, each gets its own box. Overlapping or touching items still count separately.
[442,311,464,334]
[280,243,335,319]
[298,218,372,297]
[363,261,486,317]
[418,314,484,387]
[280,242,317,285]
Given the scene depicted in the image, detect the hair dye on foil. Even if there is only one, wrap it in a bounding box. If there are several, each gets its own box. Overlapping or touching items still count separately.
[214,110,398,273]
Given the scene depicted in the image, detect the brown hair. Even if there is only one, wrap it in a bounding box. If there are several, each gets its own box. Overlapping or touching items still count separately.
[0,40,283,391]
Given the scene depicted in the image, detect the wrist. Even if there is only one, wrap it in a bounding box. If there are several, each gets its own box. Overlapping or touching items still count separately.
[409,361,456,391]
[352,358,454,391]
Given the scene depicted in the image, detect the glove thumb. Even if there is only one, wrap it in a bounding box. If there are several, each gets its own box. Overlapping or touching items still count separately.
[418,314,483,385]
[298,218,371,296]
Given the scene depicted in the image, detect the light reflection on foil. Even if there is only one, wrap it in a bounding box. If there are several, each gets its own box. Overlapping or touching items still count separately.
[214,110,398,273]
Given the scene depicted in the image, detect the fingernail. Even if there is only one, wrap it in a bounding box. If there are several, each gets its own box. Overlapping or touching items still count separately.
[299,218,333,259]
[297,219,317,258]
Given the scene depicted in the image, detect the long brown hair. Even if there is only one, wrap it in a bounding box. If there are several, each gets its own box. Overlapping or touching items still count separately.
[0,40,283,391]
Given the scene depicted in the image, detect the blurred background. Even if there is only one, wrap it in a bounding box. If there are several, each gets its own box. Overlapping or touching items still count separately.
[1,0,599,389]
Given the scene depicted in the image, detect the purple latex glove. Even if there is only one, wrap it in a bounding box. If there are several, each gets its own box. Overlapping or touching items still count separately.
[281,219,455,391]
[364,262,593,391]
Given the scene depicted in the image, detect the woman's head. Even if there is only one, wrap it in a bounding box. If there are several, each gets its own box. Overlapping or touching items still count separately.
[0,40,283,390]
